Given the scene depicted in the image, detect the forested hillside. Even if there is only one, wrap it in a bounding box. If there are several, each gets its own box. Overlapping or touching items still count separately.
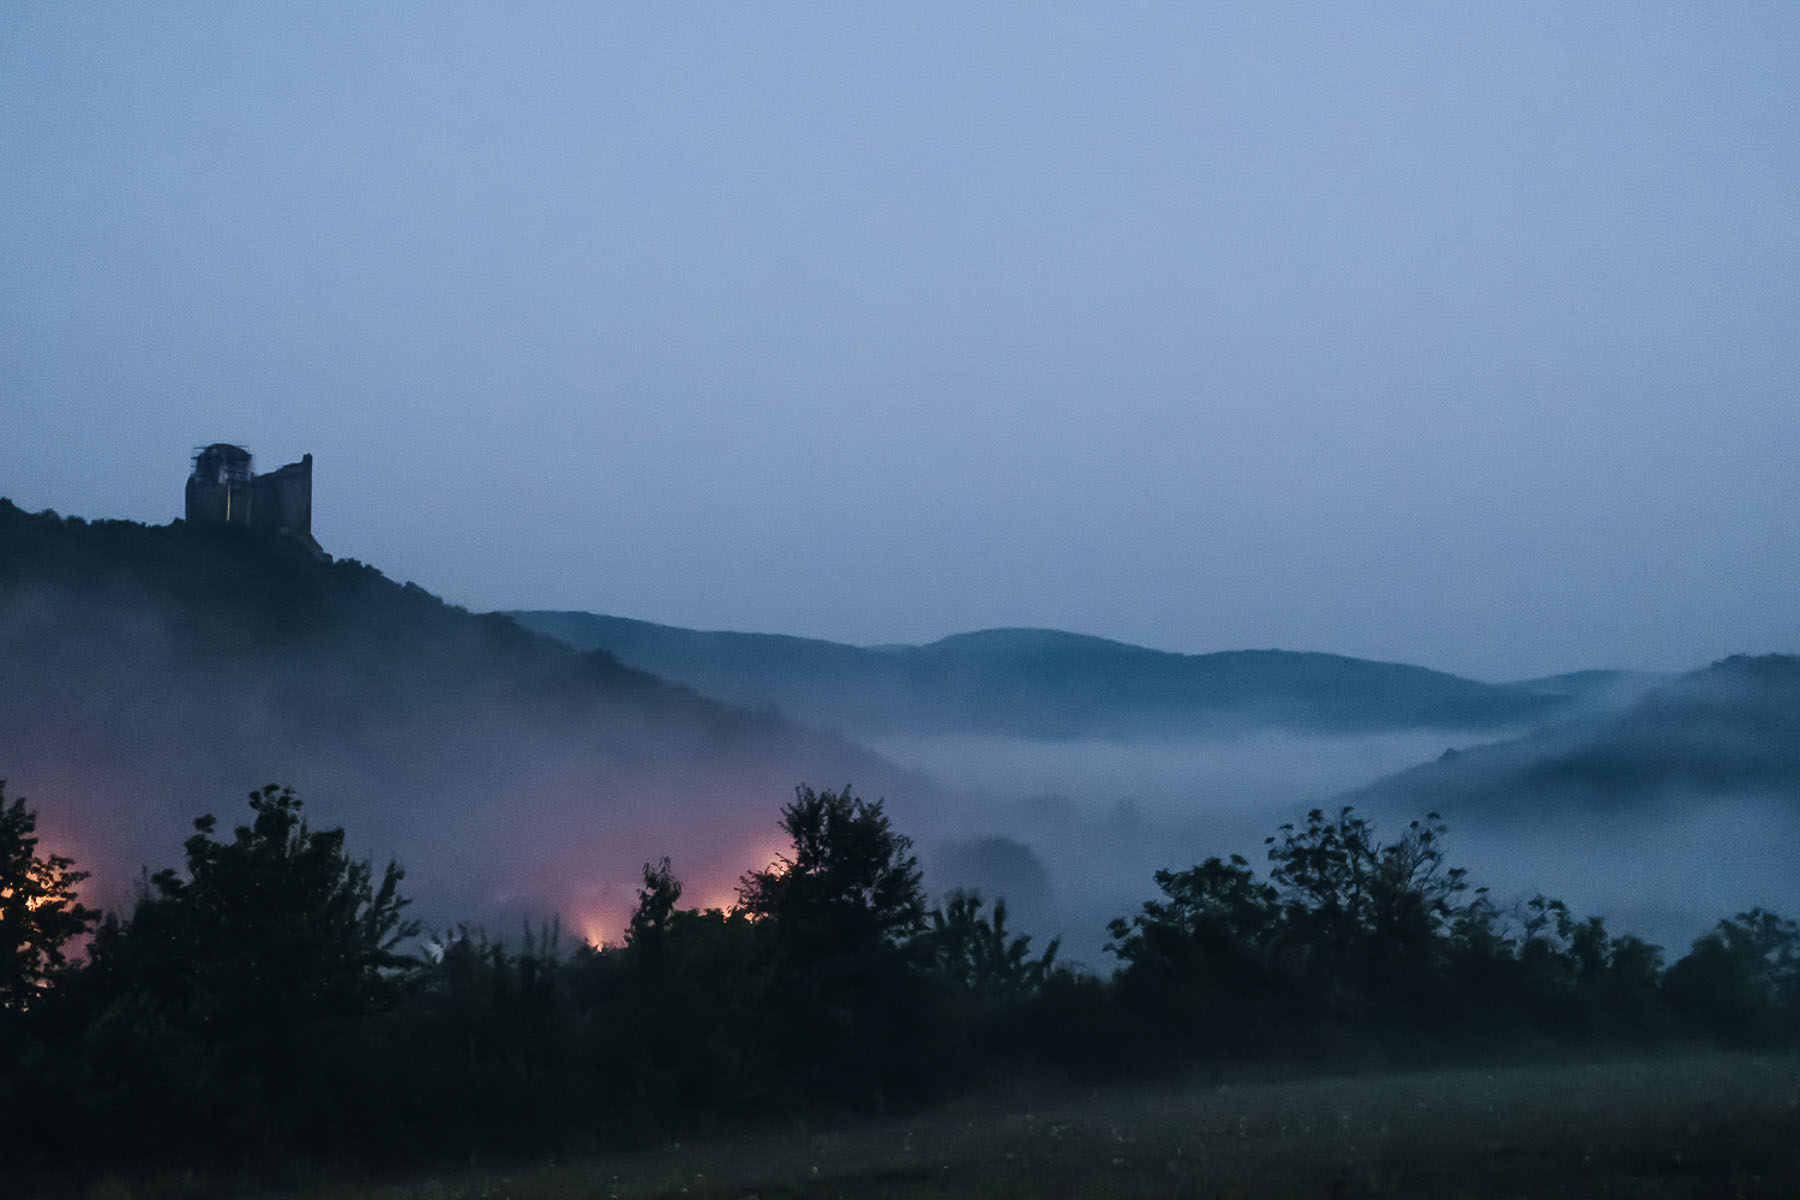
[1347,654,1800,817]
[0,499,937,932]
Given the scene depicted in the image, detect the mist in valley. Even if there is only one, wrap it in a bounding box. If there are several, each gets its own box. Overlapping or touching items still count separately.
[6,8,1800,1187]
[1413,790,1800,957]
[8,507,1800,1199]
[512,611,1788,969]
[899,719,1800,969]
[0,516,951,952]
[12,604,1791,979]
[6,508,1798,988]
[895,727,1494,966]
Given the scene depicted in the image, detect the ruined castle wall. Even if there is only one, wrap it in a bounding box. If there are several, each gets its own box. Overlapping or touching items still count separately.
[251,453,312,541]
[185,443,256,527]
[185,447,322,556]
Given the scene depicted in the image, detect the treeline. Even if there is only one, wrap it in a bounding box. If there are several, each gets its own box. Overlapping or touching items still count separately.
[3,781,1798,1181]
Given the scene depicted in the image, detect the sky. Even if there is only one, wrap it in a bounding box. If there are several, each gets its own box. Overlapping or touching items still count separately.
[4,3,1797,682]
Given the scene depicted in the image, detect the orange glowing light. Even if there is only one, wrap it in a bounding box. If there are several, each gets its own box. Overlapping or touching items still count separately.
[577,911,615,948]
[1,873,58,912]
[694,884,741,913]
[691,836,791,913]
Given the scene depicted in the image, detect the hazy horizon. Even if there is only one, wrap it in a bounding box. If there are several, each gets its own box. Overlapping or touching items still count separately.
[5,5,1797,683]
[0,495,1731,683]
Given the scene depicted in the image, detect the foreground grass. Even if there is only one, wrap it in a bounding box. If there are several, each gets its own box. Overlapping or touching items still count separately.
[103,1052,1800,1199]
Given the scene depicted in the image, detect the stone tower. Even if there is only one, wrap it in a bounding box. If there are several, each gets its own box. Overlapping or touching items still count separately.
[184,443,323,557]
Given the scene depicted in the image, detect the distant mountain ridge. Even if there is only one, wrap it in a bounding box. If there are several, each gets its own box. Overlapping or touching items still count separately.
[1344,653,1800,817]
[509,611,1578,740]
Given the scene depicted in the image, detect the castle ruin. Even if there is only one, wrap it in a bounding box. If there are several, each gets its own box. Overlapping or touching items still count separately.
[184,443,324,557]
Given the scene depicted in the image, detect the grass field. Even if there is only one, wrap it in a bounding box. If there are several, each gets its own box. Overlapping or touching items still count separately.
[92,1052,1800,1199]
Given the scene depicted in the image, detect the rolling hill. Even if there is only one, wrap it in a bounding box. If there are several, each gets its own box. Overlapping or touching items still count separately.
[510,611,1578,740]
[0,500,938,938]
[1345,653,1800,819]
[10,495,1787,960]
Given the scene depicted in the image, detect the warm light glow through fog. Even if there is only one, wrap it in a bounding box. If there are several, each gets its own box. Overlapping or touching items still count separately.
[0,884,47,911]
[2,828,91,913]
[577,908,621,950]
[570,834,793,947]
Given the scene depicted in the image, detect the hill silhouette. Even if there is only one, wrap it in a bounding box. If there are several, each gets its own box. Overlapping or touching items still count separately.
[1345,653,1800,818]
[511,611,1573,740]
[11,498,1787,961]
[0,500,936,937]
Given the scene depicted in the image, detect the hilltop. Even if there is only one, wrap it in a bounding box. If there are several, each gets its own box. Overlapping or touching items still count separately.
[511,610,1577,740]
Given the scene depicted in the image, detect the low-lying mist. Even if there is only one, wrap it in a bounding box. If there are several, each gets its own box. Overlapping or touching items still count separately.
[899,728,1800,968]
[0,520,946,951]
[15,595,1791,977]
[893,728,1497,966]
[9,511,1795,978]
[878,728,1482,819]
[1414,791,1800,954]
[19,615,1790,975]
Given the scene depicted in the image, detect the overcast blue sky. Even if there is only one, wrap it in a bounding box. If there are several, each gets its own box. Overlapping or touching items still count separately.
[4,4,1796,680]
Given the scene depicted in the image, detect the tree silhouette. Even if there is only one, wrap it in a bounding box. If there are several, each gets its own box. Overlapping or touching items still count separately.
[105,784,417,1020]
[921,889,1058,999]
[599,863,771,1121]
[77,784,420,1156]
[1665,908,1800,1046]
[737,784,925,952]
[625,856,683,954]
[1105,854,1286,1055]
[0,783,96,1010]
[1263,807,1469,1033]
[736,785,933,1107]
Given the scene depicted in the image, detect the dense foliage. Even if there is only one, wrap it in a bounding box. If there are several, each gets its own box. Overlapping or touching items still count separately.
[3,780,1796,1185]
[0,782,97,1010]
[1103,808,1690,1063]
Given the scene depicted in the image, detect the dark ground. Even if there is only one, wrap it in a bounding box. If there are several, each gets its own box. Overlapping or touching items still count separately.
[77,1050,1800,1200]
